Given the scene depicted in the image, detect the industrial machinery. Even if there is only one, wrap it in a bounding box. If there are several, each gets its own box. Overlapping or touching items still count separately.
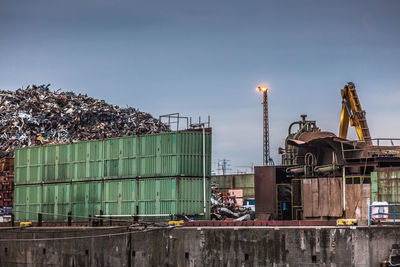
[279,114,341,177]
[257,82,400,221]
[339,82,372,145]
[280,82,399,177]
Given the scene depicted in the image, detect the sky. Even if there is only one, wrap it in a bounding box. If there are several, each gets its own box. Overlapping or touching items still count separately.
[1,0,399,174]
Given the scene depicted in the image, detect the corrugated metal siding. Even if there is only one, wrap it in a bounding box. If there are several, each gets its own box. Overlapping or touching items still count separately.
[371,169,400,203]
[138,178,177,215]
[103,179,137,216]
[179,177,210,216]
[14,177,210,222]
[14,184,41,221]
[42,184,55,221]
[15,131,211,184]
[56,183,70,222]
[14,186,27,221]
[121,180,137,214]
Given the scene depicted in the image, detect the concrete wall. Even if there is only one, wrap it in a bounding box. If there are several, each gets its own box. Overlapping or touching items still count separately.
[0,226,398,267]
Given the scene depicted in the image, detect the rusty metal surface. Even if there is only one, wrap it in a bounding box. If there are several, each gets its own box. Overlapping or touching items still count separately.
[0,158,13,208]
[254,166,276,218]
[0,157,14,173]
[297,131,337,143]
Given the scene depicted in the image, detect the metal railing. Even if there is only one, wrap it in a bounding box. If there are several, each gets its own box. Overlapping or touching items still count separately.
[372,138,400,146]
[340,138,400,160]
[159,113,211,131]
[159,113,189,131]
[368,204,400,226]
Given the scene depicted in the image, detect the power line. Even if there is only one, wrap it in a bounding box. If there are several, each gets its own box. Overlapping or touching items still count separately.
[216,159,231,175]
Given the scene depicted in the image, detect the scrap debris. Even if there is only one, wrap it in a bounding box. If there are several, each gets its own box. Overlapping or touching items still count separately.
[0,158,14,208]
[210,182,255,221]
[0,84,169,157]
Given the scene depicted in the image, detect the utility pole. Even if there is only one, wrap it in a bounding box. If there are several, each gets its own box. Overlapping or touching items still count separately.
[217,159,230,175]
[257,85,270,166]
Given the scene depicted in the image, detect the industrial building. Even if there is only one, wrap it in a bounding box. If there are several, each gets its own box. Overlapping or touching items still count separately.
[255,83,400,224]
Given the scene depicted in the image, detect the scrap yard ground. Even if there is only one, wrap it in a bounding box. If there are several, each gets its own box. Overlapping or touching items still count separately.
[0,225,398,266]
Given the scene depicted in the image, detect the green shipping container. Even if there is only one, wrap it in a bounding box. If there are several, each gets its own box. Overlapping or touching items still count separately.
[103,179,137,216]
[42,183,70,222]
[371,168,400,204]
[14,177,210,222]
[14,184,41,222]
[71,181,102,222]
[15,131,211,184]
[138,177,210,218]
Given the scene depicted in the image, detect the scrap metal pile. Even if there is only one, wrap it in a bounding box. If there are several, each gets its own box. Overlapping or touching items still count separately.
[0,84,169,157]
[210,182,255,221]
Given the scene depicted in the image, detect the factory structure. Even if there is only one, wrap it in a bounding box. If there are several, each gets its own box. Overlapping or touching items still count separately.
[254,83,400,223]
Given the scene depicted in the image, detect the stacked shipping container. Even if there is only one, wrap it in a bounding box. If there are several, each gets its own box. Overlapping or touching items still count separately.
[14,130,211,222]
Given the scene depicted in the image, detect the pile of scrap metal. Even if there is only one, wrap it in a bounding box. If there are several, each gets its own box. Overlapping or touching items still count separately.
[0,84,169,157]
[210,182,255,221]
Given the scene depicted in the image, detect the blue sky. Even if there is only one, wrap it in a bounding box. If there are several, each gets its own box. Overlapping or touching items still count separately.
[1,0,399,173]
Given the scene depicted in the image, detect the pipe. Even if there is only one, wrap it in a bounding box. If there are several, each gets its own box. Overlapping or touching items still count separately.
[286,167,305,174]
[202,126,207,215]
[288,120,317,137]
[342,167,346,212]
[288,121,301,136]
[314,165,340,173]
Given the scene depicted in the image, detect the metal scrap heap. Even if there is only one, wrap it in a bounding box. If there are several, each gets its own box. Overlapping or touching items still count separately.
[0,84,169,157]
[210,182,255,221]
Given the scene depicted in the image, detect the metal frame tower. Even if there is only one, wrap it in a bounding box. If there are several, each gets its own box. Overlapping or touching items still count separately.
[257,86,270,166]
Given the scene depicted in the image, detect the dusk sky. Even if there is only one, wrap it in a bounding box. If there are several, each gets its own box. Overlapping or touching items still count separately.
[1,1,399,174]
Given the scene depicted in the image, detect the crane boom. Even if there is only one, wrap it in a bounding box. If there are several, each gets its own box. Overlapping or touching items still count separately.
[339,82,372,145]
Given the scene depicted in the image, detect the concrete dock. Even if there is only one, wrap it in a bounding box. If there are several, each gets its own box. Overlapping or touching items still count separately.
[0,225,398,266]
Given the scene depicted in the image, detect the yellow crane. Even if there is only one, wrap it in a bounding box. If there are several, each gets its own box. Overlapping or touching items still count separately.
[339,82,372,145]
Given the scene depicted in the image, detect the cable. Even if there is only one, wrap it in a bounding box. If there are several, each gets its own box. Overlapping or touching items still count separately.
[0,226,174,242]
[0,230,132,242]
[12,209,144,223]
